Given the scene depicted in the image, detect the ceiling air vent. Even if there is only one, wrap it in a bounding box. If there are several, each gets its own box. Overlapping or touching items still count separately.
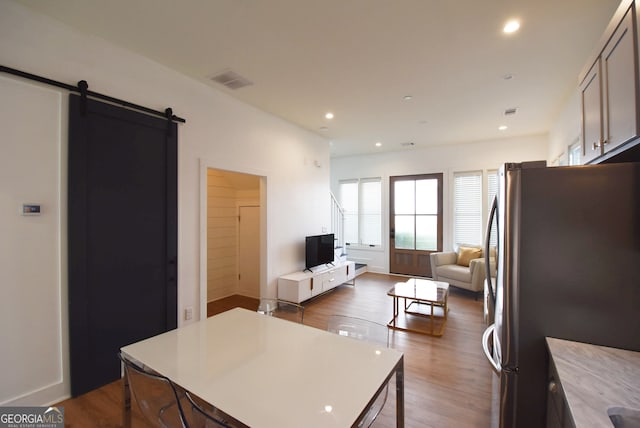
[210,69,253,90]
[401,142,415,148]
[504,107,518,116]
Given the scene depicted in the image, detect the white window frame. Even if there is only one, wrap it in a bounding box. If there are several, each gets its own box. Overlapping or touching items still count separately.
[569,138,582,165]
[452,169,499,250]
[339,177,382,248]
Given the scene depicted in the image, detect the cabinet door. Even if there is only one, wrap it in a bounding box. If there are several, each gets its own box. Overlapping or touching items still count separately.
[300,278,313,301]
[603,6,639,153]
[546,374,564,427]
[346,261,356,281]
[277,277,312,303]
[332,265,348,285]
[580,60,604,164]
[546,357,576,428]
[310,275,323,297]
[321,269,337,292]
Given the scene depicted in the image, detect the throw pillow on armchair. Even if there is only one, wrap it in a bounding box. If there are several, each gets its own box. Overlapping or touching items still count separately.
[456,246,483,267]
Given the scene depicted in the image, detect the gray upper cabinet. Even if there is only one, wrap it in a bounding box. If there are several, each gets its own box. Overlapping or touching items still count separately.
[580,60,603,164]
[603,7,639,153]
[580,2,639,164]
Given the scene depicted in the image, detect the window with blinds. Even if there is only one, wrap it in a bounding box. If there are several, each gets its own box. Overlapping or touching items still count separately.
[339,180,359,245]
[569,140,581,165]
[453,170,499,249]
[339,178,382,247]
[453,171,482,247]
[487,170,498,248]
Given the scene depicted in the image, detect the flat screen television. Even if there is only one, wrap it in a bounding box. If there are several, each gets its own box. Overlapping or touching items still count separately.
[305,233,335,271]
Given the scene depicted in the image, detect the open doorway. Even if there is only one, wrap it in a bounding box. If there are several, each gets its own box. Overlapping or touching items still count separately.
[204,168,263,317]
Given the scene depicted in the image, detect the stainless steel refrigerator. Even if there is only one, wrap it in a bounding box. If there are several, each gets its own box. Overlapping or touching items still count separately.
[481,161,640,428]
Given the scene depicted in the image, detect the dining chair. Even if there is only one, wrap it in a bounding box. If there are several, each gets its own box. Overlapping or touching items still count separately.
[182,390,236,428]
[326,315,390,427]
[257,298,304,324]
[118,352,189,428]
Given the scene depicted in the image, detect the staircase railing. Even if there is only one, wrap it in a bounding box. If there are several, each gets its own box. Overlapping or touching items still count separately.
[330,191,345,254]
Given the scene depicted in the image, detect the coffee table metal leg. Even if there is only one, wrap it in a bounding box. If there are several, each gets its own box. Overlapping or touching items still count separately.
[394,296,398,327]
[430,302,434,335]
[445,292,448,320]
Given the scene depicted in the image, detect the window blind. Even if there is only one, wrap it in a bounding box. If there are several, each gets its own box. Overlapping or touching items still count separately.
[360,178,381,246]
[453,171,482,247]
[339,178,382,246]
[339,180,358,245]
[487,170,498,248]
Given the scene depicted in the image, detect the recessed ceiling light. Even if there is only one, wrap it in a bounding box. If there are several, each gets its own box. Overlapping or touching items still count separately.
[499,125,508,131]
[403,95,413,101]
[325,112,334,119]
[503,20,520,34]
[375,142,382,147]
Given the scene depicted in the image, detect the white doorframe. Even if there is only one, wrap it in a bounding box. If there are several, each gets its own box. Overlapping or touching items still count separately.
[198,159,268,320]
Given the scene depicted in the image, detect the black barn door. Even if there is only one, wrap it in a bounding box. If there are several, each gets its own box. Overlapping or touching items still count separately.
[68,94,177,396]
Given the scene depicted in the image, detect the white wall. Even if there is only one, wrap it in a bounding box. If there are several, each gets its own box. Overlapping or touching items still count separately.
[548,89,581,165]
[330,134,549,273]
[0,76,67,406]
[0,1,329,406]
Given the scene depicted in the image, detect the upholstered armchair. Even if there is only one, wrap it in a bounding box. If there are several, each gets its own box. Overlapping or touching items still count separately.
[429,245,496,297]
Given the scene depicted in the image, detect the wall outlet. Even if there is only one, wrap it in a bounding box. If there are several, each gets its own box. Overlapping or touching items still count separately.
[184,306,193,321]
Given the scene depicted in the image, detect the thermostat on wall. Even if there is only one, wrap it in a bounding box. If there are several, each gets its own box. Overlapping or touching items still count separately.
[21,204,41,216]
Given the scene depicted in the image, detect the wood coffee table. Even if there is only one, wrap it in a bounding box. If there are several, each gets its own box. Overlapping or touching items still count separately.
[387,278,449,336]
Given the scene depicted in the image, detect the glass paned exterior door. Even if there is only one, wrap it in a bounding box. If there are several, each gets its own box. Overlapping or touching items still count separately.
[390,173,443,277]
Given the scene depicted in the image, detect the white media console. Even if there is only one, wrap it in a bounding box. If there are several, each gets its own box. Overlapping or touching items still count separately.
[277,260,356,303]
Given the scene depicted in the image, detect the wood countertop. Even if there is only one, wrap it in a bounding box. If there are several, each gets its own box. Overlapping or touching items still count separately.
[546,337,640,427]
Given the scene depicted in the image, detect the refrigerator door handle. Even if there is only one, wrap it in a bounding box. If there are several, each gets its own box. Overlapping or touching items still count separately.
[482,323,501,374]
[485,195,498,304]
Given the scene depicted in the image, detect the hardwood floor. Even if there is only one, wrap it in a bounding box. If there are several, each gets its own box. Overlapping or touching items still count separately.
[55,272,498,427]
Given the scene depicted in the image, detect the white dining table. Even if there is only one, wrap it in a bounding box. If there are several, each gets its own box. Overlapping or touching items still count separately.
[120,307,404,427]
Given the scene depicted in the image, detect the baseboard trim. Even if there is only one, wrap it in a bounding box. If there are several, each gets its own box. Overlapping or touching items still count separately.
[1,381,69,407]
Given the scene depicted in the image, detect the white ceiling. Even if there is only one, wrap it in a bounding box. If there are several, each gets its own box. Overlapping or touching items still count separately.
[18,0,620,157]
